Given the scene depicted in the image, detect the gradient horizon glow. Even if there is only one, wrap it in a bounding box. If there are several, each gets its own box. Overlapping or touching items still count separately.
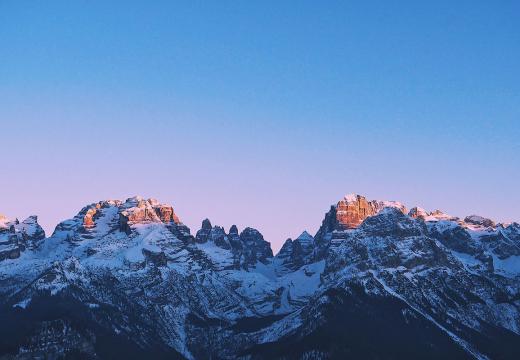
[1,1,519,252]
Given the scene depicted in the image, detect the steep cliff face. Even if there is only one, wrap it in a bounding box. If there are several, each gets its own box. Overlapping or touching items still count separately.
[314,194,407,260]
[336,194,378,229]
[1,194,519,359]
[277,231,315,272]
[0,215,45,261]
[408,206,429,219]
[117,197,180,234]
[239,227,273,267]
[335,194,407,230]
[194,219,274,269]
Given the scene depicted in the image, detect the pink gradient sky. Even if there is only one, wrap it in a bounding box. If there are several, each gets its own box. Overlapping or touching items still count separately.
[1,93,519,253]
[1,1,519,252]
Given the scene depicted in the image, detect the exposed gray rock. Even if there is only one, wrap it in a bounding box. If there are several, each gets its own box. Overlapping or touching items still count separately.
[465,214,496,228]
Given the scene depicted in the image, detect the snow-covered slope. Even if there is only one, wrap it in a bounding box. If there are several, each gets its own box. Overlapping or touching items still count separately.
[0,194,519,359]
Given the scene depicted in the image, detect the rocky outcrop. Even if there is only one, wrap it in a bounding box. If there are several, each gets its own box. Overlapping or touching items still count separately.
[195,219,231,250]
[277,231,315,271]
[0,223,22,261]
[0,215,45,261]
[227,225,242,255]
[119,197,180,233]
[335,194,407,230]
[194,220,273,268]
[313,205,339,260]
[313,194,407,260]
[0,214,8,227]
[18,216,46,244]
[239,227,273,267]
[152,200,180,223]
[429,209,459,221]
[408,207,429,219]
[336,194,378,229]
[195,218,213,243]
[78,200,121,231]
[229,225,238,235]
[464,215,495,228]
[83,199,180,230]
[51,198,187,242]
[82,207,98,227]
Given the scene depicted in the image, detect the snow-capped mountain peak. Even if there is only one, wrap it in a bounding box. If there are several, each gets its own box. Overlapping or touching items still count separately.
[1,195,520,359]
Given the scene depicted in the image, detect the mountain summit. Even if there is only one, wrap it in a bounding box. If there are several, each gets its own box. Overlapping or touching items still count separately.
[1,194,519,359]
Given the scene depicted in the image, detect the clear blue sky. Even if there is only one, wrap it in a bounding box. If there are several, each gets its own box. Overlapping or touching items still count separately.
[1,1,519,251]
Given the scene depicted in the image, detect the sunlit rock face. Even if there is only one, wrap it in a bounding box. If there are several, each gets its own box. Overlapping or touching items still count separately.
[314,194,407,259]
[118,197,180,233]
[121,197,180,224]
[336,194,407,230]
[153,202,180,223]
[408,206,429,219]
[82,207,98,228]
[336,194,377,229]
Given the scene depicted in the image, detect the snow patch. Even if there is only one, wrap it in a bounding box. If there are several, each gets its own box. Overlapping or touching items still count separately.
[13,298,31,309]
[492,255,520,277]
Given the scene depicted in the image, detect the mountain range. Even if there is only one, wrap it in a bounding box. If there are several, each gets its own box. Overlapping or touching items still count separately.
[1,194,519,359]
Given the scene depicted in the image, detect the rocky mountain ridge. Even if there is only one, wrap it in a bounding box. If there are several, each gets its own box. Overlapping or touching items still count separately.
[0,194,519,359]
[0,214,45,261]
